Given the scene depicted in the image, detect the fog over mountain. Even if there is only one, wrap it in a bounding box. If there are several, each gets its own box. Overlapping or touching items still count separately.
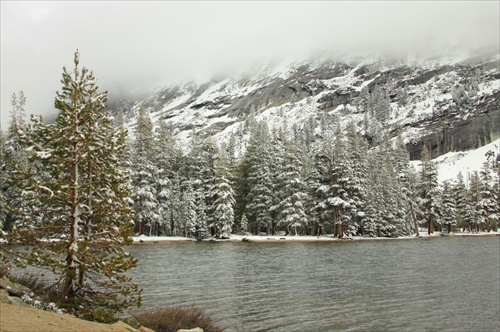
[1,1,499,129]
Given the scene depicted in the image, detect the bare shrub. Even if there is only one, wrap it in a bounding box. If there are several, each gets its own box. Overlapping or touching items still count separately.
[8,273,63,304]
[132,305,223,332]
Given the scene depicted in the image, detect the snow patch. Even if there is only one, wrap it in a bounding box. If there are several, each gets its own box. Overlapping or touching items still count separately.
[434,138,499,183]
[411,139,500,183]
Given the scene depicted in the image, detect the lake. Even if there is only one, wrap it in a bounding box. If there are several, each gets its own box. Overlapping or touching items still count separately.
[127,237,499,332]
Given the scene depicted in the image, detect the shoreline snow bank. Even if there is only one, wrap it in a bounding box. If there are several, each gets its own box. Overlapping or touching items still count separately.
[131,231,499,244]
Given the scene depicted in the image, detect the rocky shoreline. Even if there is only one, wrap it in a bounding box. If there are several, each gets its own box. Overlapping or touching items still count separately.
[0,277,151,332]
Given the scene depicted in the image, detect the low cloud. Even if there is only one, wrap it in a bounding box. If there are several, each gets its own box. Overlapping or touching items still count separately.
[1,1,498,128]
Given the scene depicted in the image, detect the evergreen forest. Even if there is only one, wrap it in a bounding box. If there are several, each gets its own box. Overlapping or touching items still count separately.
[110,107,498,239]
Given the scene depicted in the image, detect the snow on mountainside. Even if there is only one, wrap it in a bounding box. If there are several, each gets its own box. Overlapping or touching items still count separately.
[115,48,499,180]
[433,138,499,183]
[410,138,499,183]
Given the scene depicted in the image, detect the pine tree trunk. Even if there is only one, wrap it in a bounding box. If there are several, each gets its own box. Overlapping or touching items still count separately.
[66,117,80,301]
[65,252,77,299]
[170,201,175,236]
[333,210,339,237]
[409,203,419,237]
[428,216,434,235]
[80,160,93,289]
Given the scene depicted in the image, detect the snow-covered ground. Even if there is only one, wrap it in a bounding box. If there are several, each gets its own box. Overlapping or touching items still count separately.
[5,231,495,245]
[132,231,499,244]
[434,138,499,183]
[132,235,194,243]
[411,138,499,183]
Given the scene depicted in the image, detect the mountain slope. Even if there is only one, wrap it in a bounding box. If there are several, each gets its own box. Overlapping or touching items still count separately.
[116,48,499,165]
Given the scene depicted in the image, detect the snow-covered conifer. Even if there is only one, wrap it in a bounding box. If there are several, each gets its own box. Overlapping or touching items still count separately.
[330,123,352,237]
[393,135,419,235]
[153,120,179,235]
[479,162,498,232]
[343,122,369,235]
[193,182,209,238]
[272,138,308,236]
[245,121,274,235]
[187,135,218,233]
[441,180,457,233]
[306,145,334,236]
[240,213,249,235]
[454,171,473,232]
[468,171,483,232]
[366,139,405,237]
[364,150,385,237]
[0,128,6,230]
[418,145,442,234]
[131,108,160,235]
[164,178,179,235]
[212,178,236,238]
[210,149,236,238]
[2,92,29,233]
[7,51,140,320]
[181,183,198,238]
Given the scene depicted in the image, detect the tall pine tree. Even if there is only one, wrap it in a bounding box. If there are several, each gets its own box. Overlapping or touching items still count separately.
[245,121,275,235]
[479,162,498,232]
[441,180,457,233]
[7,51,141,321]
[131,107,160,235]
[418,145,441,234]
[454,171,473,232]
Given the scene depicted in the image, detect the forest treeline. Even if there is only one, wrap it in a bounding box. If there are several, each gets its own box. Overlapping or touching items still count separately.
[112,106,498,238]
[1,91,499,241]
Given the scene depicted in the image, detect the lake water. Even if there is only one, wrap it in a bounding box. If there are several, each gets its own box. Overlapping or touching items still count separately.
[127,237,500,332]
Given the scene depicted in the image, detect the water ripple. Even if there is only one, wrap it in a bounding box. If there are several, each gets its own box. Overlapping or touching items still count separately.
[128,237,500,332]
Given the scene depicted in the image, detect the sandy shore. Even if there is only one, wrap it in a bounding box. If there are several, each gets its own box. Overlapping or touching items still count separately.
[0,302,140,332]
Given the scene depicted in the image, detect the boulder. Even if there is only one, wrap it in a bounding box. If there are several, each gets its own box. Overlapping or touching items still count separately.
[0,276,31,297]
[0,288,31,307]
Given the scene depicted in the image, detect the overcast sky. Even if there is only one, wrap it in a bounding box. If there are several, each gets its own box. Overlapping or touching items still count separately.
[1,1,499,129]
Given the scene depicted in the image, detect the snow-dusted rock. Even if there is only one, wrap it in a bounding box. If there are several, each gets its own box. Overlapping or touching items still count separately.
[115,48,499,165]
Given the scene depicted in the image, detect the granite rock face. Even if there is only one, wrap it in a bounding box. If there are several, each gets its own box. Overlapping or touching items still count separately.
[405,91,500,160]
